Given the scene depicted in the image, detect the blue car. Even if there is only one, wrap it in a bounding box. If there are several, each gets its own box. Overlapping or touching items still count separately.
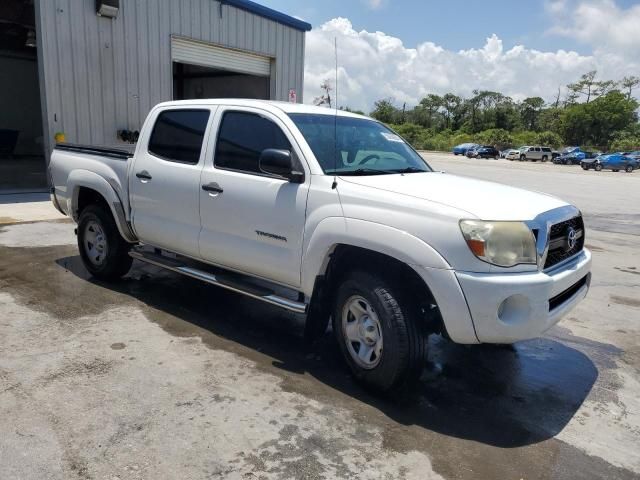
[581,153,639,173]
[452,143,479,155]
[554,149,600,165]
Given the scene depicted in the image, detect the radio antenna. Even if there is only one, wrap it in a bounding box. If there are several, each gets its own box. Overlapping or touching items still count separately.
[332,37,338,189]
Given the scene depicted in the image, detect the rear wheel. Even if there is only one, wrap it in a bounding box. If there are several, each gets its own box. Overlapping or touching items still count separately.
[625,165,634,173]
[77,204,133,280]
[333,270,428,392]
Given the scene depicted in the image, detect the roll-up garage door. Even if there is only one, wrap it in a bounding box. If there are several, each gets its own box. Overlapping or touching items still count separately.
[171,36,271,77]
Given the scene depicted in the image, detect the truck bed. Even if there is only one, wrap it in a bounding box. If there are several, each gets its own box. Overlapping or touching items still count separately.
[49,142,135,221]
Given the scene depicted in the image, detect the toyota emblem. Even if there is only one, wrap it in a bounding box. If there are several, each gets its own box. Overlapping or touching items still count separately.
[566,227,577,251]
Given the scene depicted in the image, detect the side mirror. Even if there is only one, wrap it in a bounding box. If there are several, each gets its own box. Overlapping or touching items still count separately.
[259,149,304,183]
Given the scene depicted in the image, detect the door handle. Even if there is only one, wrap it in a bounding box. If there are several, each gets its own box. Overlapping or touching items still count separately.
[202,182,223,194]
[136,170,152,181]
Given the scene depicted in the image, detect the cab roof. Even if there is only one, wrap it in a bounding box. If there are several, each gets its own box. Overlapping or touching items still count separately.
[154,99,370,120]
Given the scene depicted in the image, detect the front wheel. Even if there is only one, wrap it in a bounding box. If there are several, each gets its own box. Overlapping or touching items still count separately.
[520,155,526,161]
[77,204,133,280]
[333,270,428,392]
[595,163,603,171]
[542,155,548,162]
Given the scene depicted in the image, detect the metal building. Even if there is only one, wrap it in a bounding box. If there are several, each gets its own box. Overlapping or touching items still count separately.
[0,0,310,192]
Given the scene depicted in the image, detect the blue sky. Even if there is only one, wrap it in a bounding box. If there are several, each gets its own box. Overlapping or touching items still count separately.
[262,0,633,53]
[259,0,640,111]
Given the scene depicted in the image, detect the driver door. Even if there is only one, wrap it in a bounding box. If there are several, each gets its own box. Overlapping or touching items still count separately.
[198,107,310,288]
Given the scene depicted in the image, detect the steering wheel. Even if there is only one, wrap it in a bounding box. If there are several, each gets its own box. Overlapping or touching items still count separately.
[357,154,380,166]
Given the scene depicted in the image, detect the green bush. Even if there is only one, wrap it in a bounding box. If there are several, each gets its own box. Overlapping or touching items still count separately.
[610,131,640,151]
[474,129,513,148]
[535,131,563,148]
[511,131,538,148]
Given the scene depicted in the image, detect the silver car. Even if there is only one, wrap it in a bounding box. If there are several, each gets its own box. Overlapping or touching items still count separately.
[518,146,553,162]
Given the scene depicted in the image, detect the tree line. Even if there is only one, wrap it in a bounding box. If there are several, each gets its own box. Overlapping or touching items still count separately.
[349,72,639,151]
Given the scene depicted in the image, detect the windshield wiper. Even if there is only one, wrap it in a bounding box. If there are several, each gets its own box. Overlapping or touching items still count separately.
[333,168,393,176]
[392,167,428,174]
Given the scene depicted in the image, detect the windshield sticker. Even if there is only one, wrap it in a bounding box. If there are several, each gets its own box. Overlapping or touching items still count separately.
[380,132,403,143]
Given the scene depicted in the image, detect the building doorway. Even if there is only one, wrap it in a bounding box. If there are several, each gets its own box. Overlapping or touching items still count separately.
[0,0,46,192]
[172,63,270,101]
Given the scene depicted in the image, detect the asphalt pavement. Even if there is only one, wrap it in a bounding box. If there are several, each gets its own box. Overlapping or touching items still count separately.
[0,154,638,479]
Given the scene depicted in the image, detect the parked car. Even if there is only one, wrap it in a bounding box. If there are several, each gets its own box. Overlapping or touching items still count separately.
[624,150,640,160]
[581,153,639,172]
[499,148,512,158]
[452,143,479,155]
[518,146,553,162]
[505,149,521,161]
[467,145,500,159]
[49,99,592,393]
[554,149,599,165]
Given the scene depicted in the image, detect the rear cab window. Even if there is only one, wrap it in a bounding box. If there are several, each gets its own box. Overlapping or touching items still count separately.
[148,109,210,164]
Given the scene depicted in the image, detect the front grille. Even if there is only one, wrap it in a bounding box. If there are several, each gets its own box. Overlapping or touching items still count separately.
[544,215,585,269]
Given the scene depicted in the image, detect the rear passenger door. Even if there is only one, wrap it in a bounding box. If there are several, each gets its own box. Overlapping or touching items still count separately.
[130,107,214,258]
[198,107,309,288]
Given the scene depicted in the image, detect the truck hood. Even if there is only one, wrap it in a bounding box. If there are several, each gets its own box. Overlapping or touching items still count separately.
[339,172,568,220]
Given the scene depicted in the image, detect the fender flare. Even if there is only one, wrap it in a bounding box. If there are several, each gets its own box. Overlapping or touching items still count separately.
[301,217,479,344]
[301,217,451,296]
[67,169,137,243]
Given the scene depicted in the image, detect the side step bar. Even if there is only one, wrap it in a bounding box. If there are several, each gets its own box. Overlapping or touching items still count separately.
[129,250,307,314]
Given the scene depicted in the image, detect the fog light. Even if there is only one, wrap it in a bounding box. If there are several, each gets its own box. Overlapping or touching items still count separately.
[498,295,531,324]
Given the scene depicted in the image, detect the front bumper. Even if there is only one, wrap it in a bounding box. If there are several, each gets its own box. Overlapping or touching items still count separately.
[454,249,592,343]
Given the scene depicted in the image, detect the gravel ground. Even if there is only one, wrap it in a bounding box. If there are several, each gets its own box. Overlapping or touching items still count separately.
[0,153,639,479]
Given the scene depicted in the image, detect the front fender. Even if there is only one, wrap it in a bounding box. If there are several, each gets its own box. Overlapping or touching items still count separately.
[301,217,451,295]
[301,217,478,344]
[67,170,137,243]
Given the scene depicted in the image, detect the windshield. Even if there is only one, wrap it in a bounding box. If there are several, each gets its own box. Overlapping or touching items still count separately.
[288,114,432,175]
[561,147,577,154]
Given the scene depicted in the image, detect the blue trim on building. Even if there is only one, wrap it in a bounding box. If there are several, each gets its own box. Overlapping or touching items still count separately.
[221,0,312,32]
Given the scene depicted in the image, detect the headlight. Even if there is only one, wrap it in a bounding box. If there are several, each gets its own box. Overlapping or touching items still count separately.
[459,220,537,267]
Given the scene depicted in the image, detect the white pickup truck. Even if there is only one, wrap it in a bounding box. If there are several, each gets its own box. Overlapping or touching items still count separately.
[49,99,592,392]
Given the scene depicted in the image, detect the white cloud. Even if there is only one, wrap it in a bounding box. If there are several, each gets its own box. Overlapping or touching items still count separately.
[303,16,639,113]
[548,0,640,57]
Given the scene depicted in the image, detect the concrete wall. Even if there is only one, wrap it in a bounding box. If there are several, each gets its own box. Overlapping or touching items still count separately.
[35,0,306,155]
[0,55,43,156]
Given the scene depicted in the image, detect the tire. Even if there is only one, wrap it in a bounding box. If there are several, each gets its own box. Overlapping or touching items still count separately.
[581,164,588,170]
[494,155,499,160]
[520,155,526,161]
[542,155,548,162]
[595,163,603,171]
[565,159,571,165]
[77,204,133,280]
[626,165,634,173]
[332,270,428,392]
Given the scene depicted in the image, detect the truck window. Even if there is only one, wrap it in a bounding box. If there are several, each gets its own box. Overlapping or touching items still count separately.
[215,111,291,174]
[148,109,210,164]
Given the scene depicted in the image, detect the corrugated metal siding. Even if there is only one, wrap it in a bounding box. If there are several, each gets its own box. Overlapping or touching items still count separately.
[36,0,306,153]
